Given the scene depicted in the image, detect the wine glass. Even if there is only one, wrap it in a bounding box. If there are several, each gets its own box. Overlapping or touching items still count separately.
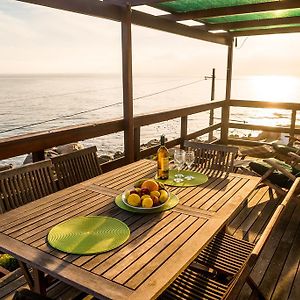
[185,150,195,180]
[173,149,186,183]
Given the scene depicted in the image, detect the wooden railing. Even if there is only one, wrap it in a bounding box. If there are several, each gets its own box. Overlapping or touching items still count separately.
[1,99,299,172]
[228,100,300,146]
[0,100,224,172]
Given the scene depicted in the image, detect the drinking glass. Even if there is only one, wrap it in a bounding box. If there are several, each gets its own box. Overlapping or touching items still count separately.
[174,149,186,183]
[185,150,195,180]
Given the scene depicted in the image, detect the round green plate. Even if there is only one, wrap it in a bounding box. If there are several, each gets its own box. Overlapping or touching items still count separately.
[47,216,130,255]
[115,193,179,213]
[156,170,208,187]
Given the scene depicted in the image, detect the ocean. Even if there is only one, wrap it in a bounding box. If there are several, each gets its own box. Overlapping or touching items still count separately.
[1,74,300,166]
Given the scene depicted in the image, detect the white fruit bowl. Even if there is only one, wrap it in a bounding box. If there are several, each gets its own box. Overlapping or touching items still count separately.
[121,179,170,210]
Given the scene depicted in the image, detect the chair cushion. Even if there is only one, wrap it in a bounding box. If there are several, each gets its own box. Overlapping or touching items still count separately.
[239,145,275,158]
[249,159,300,188]
[272,143,299,155]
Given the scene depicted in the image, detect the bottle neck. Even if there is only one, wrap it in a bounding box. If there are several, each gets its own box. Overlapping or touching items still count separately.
[160,135,165,146]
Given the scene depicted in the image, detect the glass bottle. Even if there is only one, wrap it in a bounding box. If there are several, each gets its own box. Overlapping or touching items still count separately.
[157,135,169,180]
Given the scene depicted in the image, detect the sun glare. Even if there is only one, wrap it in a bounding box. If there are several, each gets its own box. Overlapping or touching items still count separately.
[248,75,300,102]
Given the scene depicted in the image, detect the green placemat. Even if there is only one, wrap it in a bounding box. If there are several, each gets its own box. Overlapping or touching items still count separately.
[115,193,179,213]
[47,216,130,255]
[156,170,208,187]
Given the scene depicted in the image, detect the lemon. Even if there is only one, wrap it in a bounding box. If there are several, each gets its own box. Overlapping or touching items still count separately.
[150,190,160,198]
[141,194,150,200]
[127,194,141,207]
[142,197,153,208]
[159,190,169,203]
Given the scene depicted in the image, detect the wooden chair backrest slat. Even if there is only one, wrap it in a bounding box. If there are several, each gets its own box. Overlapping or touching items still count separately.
[225,177,300,299]
[0,160,57,214]
[184,141,238,176]
[51,146,102,189]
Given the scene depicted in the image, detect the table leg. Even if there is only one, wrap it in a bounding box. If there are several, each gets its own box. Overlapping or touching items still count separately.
[32,268,47,296]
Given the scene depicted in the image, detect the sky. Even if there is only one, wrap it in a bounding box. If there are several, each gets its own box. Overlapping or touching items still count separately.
[1,0,300,78]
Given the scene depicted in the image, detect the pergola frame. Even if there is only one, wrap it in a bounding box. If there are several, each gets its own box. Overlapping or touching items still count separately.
[14,0,300,162]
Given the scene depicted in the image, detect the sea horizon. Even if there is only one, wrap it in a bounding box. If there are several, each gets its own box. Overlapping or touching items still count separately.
[1,73,300,166]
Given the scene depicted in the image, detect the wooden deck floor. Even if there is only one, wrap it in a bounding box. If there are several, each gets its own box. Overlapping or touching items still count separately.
[227,184,300,300]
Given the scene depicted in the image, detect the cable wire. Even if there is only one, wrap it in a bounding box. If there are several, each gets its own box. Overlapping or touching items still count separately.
[0,78,206,134]
[236,37,249,49]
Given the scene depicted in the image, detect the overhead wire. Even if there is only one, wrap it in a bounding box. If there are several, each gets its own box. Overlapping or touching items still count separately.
[235,37,249,49]
[0,78,206,134]
[0,77,184,106]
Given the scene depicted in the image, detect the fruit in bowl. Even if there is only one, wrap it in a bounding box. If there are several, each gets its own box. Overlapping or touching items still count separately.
[123,179,170,209]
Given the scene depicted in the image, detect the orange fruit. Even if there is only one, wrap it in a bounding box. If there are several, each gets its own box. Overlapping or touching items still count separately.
[141,179,159,192]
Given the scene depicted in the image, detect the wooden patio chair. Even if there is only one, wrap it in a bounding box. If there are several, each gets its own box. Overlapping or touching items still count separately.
[184,141,239,177]
[249,153,300,196]
[0,160,57,213]
[51,146,102,189]
[160,177,300,300]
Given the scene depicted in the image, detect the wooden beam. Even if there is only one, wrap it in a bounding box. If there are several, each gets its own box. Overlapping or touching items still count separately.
[131,10,229,45]
[204,16,300,31]
[220,38,233,144]
[229,25,300,37]
[229,100,300,110]
[122,5,134,164]
[130,0,170,6]
[0,119,124,160]
[105,0,170,6]
[134,100,224,127]
[163,0,300,21]
[16,0,229,45]
[16,0,123,21]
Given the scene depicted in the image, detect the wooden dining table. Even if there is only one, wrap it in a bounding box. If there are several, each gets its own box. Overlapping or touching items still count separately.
[0,159,260,300]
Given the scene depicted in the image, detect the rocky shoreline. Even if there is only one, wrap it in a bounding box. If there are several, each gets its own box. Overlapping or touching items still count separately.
[0,131,291,171]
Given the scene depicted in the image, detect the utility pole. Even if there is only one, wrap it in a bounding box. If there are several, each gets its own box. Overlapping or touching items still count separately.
[205,68,216,142]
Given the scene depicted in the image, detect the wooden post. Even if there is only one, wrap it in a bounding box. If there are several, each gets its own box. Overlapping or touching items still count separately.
[289,109,297,145]
[134,127,141,161]
[180,116,188,149]
[121,5,134,163]
[208,68,216,142]
[221,38,234,144]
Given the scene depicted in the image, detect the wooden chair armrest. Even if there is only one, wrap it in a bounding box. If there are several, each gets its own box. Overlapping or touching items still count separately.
[252,177,300,257]
[263,159,296,181]
[288,151,300,162]
[287,135,300,144]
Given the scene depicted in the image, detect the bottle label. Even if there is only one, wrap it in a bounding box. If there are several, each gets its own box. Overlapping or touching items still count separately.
[161,157,169,171]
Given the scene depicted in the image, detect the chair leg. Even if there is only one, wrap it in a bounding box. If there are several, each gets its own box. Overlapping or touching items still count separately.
[13,289,52,300]
[19,262,34,290]
[246,276,266,300]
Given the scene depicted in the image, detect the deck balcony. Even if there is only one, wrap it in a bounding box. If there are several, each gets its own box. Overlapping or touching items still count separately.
[1,0,300,298]
[1,99,300,299]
